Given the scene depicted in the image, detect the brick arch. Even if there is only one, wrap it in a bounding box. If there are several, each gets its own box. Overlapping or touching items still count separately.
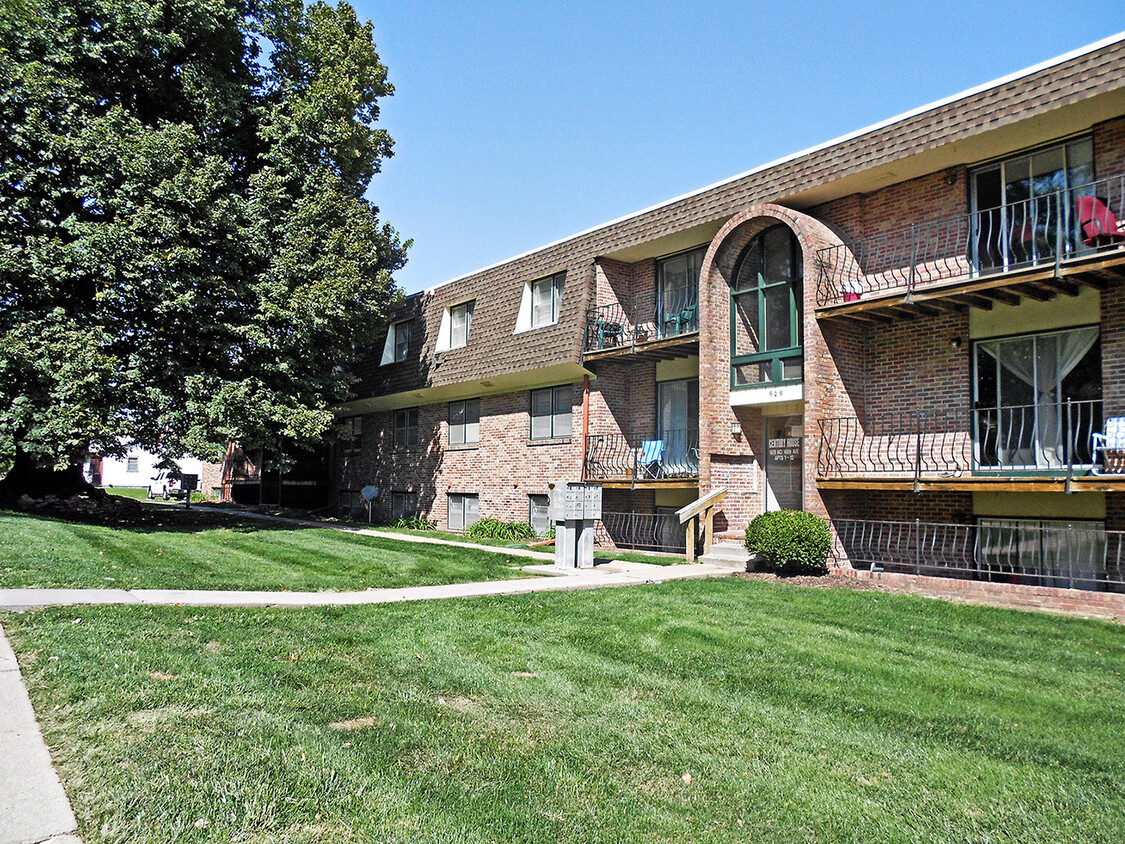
[699,202,851,295]
[696,203,864,536]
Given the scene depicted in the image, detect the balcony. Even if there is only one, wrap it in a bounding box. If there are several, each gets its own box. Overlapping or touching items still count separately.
[817,400,1125,492]
[584,429,699,487]
[834,519,1125,592]
[816,174,1125,318]
[584,290,699,360]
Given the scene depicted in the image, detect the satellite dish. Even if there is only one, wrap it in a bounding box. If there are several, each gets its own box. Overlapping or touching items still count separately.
[361,485,379,501]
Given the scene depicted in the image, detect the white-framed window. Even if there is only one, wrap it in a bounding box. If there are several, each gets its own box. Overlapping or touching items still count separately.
[449,398,480,446]
[530,386,572,440]
[394,408,420,449]
[381,320,412,365]
[514,272,565,333]
[392,491,418,520]
[447,493,479,532]
[451,302,472,347]
[529,494,550,535]
[126,457,139,473]
[532,272,564,327]
[436,301,475,352]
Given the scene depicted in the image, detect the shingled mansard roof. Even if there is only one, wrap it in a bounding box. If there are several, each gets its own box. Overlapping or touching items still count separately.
[345,33,1125,411]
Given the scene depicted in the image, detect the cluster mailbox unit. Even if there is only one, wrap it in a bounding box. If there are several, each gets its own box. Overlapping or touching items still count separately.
[548,482,602,569]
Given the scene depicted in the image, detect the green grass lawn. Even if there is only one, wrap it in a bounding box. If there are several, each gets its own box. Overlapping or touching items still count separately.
[0,510,536,591]
[102,487,210,504]
[366,525,681,565]
[4,579,1124,843]
[100,486,150,500]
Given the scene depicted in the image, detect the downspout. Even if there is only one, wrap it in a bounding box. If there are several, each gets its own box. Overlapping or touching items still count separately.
[581,374,590,480]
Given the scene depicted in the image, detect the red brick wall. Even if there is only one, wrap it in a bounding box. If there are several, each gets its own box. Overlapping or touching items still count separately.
[821,489,973,523]
[335,386,583,529]
[587,358,657,436]
[1102,283,1125,419]
[1095,116,1125,179]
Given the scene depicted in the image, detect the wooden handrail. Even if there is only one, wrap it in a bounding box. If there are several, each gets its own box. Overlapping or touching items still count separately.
[675,487,727,523]
[675,487,728,562]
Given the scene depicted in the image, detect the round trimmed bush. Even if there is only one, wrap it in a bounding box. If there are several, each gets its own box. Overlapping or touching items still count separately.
[744,510,831,576]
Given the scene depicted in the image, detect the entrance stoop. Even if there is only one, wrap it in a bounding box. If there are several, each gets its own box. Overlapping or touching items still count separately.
[699,541,751,569]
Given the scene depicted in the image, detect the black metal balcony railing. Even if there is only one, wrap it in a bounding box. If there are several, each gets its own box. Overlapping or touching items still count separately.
[834,518,1125,592]
[817,399,1102,482]
[816,174,1125,306]
[585,288,699,353]
[585,429,700,481]
[596,511,687,552]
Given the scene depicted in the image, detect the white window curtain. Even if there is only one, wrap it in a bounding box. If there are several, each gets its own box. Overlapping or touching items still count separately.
[978,327,1098,467]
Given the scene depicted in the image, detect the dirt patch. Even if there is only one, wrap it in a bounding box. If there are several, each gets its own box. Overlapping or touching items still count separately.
[735,571,881,591]
[329,716,382,731]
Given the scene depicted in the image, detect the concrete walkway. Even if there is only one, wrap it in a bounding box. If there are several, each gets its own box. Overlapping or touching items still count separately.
[0,626,80,844]
[0,559,735,611]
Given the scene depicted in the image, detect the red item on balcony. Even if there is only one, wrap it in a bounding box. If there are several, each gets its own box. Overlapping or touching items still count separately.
[1076,195,1125,247]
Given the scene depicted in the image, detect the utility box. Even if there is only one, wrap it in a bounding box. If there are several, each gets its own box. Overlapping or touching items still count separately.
[549,482,602,569]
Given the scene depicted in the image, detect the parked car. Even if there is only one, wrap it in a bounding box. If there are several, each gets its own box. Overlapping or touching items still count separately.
[147,469,189,500]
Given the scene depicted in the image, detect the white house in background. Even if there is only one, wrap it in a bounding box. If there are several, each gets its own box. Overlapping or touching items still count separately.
[85,447,205,489]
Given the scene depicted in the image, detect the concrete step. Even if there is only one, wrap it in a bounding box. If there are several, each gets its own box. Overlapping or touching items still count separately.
[700,541,751,569]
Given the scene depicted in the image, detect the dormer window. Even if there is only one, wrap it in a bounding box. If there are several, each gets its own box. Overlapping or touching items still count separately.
[437,301,474,351]
[451,302,472,347]
[514,272,565,333]
[532,272,563,327]
[380,320,412,365]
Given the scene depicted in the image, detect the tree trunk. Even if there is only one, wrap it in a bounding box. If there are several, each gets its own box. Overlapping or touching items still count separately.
[0,448,98,506]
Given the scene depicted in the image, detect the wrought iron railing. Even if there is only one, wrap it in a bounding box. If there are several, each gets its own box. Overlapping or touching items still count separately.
[833,518,1125,592]
[818,399,1103,482]
[585,429,700,481]
[596,511,686,552]
[816,173,1125,306]
[584,288,699,353]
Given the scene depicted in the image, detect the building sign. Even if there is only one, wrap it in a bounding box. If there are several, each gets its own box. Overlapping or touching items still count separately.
[767,437,802,462]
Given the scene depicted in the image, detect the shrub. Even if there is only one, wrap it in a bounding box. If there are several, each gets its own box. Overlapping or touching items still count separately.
[466,518,536,541]
[744,510,831,576]
[388,516,436,531]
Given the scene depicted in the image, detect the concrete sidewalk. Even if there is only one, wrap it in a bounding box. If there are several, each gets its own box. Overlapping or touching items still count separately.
[0,559,735,611]
[0,625,81,844]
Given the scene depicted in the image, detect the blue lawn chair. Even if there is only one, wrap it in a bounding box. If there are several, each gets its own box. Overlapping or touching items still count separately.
[638,439,665,479]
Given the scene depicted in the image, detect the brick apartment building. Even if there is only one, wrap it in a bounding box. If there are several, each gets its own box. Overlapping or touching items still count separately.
[333,35,1125,597]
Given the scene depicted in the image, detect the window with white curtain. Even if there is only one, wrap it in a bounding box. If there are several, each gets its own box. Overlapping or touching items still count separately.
[973,326,1101,470]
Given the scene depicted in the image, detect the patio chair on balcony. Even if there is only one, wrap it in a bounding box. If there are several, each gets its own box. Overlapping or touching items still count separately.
[637,439,665,480]
[662,303,698,337]
[594,318,624,349]
[1091,417,1125,475]
[1077,196,1125,248]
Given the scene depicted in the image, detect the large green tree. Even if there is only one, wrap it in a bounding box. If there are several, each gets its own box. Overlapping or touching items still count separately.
[0,0,407,499]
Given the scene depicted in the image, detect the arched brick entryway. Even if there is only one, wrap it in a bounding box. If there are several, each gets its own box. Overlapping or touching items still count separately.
[694,203,861,539]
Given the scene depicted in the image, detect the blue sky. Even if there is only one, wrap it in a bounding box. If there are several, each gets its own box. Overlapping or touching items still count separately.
[354,2,1122,294]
